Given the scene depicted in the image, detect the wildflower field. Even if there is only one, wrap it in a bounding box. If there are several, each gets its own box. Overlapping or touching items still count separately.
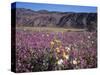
[16,27,97,72]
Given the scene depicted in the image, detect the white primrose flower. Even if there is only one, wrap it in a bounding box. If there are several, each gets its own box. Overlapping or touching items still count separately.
[57,59,63,65]
[65,47,71,51]
[73,59,78,65]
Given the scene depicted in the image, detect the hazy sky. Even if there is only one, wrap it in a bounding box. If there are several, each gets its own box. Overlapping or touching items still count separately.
[12,2,97,13]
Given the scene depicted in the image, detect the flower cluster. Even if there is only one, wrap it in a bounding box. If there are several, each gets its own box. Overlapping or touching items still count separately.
[15,29,97,72]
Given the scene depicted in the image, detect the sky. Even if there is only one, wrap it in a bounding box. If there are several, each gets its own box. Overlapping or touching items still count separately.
[12,2,97,13]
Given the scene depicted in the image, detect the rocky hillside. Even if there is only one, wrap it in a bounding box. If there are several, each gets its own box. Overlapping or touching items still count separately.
[14,8,97,31]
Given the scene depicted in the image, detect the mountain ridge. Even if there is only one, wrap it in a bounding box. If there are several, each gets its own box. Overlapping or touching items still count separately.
[13,8,97,31]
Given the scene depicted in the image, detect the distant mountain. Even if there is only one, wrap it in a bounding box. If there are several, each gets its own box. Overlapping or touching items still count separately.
[13,8,97,31]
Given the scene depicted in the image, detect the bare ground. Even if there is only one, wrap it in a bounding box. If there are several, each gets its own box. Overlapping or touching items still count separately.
[16,27,87,32]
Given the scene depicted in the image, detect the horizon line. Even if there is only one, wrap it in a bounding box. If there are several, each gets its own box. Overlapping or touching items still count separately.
[13,7,97,13]
[11,2,97,13]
